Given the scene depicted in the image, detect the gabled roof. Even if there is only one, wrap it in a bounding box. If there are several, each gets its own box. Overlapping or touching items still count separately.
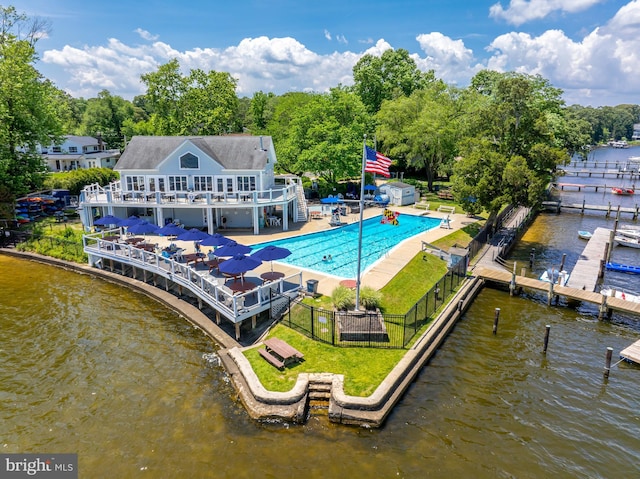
[383,181,414,189]
[115,136,272,171]
[64,135,100,147]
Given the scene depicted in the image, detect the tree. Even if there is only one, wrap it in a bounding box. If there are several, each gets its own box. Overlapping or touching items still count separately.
[352,48,434,114]
[78,90,135,149]
[139,59,238,136]
[376,82,463,191]
[272,88,371,183]
[0,6,66,197]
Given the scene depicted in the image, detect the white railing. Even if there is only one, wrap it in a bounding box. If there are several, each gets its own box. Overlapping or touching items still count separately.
[83,232,302,322]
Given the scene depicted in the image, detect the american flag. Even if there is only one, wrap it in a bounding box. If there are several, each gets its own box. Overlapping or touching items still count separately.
[364,146,391,178]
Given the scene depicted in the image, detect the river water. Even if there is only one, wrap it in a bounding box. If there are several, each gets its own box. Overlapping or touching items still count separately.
[1,147,640,478]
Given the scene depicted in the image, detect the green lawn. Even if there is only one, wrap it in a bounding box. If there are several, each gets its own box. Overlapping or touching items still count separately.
[245,239,471,396]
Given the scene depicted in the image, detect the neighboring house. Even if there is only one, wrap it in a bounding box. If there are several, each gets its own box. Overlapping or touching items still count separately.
[39,135,120,171]
[633,123,640,141]
[78,135,307,234]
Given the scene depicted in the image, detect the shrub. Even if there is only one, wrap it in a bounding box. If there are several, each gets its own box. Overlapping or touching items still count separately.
[331,285,355,310]
[359,285,382,310]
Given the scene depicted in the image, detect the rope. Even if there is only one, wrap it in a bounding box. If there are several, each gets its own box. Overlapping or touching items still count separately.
[611,358,626,368]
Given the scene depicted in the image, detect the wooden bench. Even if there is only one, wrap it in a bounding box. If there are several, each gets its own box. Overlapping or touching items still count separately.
[437,205,456,214]
[263,337,304,366]
[259,348,285,369]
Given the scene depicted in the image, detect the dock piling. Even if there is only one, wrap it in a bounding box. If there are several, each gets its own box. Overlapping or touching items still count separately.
[604,347,613,378]
[543,325,550,353]
[493,308,500,335]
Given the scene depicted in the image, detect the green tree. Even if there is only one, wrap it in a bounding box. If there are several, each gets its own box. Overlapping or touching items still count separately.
[273,88,371,182]
[352,48,434,114]
[139,59,237,136]
[78,90,135,149]
[0,6,67,197]
[376,82,463,191]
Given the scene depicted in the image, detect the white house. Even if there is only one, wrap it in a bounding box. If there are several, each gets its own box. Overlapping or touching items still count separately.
[40,135,120,171]
[78,135,307,235]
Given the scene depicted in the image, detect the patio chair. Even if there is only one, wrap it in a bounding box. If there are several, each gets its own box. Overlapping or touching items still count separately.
[174,248,185,262]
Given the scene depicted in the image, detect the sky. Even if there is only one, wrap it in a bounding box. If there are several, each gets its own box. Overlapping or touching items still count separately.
[8,0,640,107]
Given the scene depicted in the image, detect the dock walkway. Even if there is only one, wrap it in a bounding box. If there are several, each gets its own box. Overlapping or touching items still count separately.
[566,227,610,291]
[620,339,640,364]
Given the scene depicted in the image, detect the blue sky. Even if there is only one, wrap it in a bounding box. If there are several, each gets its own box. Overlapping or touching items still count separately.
[9,0,640,106]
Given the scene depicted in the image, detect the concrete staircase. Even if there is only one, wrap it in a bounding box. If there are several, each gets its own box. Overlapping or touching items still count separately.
[307,374,333,416]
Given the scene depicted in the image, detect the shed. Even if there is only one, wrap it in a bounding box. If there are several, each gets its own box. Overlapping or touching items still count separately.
[379,182,416,206]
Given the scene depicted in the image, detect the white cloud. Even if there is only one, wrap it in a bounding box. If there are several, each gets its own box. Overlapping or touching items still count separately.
[135,28,159,41]
[336,34,348,44]
[490,0,605,26]
[415,32,484,85]
[324,29,332,41]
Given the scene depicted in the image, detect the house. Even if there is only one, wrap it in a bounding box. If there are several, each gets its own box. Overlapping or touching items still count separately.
[379,181,417,206]
[78,135,307,234]
[39,135,121,171]
[633,123,640,141]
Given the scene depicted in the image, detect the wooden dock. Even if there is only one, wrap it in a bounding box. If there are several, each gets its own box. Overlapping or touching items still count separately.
[474,266,640,318]
[558,169,639,179]
[558,201,640,219]
[620,339,640,364]
[566,227,610,291]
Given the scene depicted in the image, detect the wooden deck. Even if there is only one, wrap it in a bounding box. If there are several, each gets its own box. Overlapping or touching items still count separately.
[566,227,610,292]
[620,339,640,364]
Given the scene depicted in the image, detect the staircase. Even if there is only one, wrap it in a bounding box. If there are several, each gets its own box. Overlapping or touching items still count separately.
[294,183,308,222]
[307,374,333,416]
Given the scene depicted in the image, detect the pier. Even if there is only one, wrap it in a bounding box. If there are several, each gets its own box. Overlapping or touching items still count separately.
[565,227,609,291]
[620,339,640,364]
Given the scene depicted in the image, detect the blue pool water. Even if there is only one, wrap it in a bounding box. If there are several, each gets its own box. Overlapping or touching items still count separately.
[252,214,441,278]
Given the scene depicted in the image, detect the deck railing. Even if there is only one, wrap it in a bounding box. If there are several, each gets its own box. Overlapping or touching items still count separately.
[83,232,302,322]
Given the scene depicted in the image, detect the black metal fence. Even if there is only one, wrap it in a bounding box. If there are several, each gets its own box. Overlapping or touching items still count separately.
[282,259,468,349]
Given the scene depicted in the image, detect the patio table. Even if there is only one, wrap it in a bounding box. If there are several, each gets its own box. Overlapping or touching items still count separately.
[227,279,257,294]
[260,271,285,283]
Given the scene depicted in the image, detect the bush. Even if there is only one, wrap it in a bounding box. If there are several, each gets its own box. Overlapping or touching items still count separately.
[359,285,382,310]
[331,285,355,310]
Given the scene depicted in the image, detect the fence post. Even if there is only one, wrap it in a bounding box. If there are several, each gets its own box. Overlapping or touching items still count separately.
[331,311,335,346]
[310,306,315,338]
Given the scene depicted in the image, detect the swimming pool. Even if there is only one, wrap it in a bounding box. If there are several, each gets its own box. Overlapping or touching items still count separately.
[252,214,441,278]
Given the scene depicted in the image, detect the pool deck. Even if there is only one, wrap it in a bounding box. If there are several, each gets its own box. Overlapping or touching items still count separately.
[148,206,473,296]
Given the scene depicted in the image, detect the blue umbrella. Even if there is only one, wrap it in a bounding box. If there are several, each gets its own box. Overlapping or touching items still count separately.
[251,245,291,272]
[119,215,142,227]
[199,233,231,248]
[218,253,262,282]
[321,196,341,204]
[214,240,252,257]
[176,228,211,242]
[157,223,186,237]
[364,184,377,191]
[126,221,159,235]
[94,214,123,226]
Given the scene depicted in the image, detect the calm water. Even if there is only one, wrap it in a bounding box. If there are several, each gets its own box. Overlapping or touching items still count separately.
[2,154,640,477]
[253,214,440,278]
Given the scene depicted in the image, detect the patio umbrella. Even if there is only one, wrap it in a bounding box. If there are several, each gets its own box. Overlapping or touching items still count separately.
[251,245,291,272]
[119,215,143,227]
[176,228,211,242]
[199,233,231,248]
[218,253,262,283]
[94,214,123,226]
[214,240,252,257]
[364,184,377,191]
[126,221,159,236]
[157,223,186,237]
[321,196,341,204]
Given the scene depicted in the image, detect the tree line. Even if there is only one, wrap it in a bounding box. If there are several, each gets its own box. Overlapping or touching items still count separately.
[1,5,639,215]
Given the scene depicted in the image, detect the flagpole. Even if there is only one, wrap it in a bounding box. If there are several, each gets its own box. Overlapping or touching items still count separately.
[355,135,367,312]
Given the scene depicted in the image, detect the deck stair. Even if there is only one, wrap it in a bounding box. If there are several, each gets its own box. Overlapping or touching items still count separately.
[307,374,333,415]
[295,184,308,222]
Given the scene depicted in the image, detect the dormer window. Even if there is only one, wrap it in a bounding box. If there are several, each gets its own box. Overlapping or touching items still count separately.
[52,146,61,153]
[180,152,199,169]
[69,147,78,153]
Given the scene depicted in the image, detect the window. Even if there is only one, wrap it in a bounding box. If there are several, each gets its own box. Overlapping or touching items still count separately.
[194,176,214,191]
[237,176,256,192]
[52,146,61,153]
[168,176,188,192]
[125,175,145,191]
[148,177,166,192]
[69,146,78,153]
[180,152,199,169]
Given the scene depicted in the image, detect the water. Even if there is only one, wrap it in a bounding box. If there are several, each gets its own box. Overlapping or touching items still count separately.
[252,214,440,278]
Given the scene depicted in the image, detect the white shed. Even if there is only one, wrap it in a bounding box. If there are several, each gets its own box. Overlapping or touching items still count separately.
[379,182,416,206]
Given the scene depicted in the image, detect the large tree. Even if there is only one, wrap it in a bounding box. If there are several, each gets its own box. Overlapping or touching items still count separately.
[272,88,371,182]
[138,59,238,136]
[352,48,434,114]
[0,6,67,197]
[376,81,464,191]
